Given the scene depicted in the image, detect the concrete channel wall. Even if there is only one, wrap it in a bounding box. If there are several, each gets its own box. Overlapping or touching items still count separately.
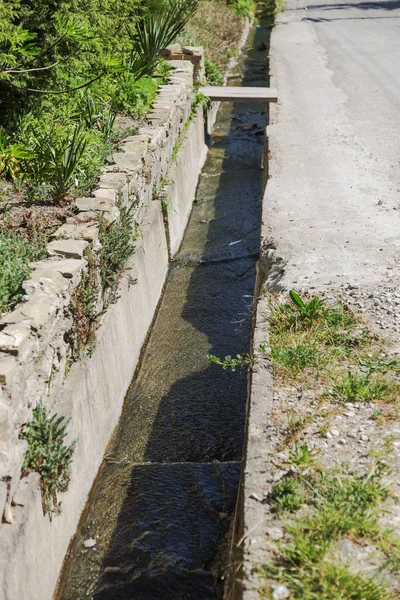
[0,52,217,600]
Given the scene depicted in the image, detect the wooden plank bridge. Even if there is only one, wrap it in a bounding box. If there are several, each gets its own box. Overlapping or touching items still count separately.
[198,86,278,103]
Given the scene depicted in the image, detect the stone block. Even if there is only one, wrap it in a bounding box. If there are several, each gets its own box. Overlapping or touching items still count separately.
[0,324,31,357]
[29,259,86,279]
[98,172,127,190]
[50,222,99,243]
[93,188,118,202]
[112,152,142,172]
[47,239,88,260]
[160,43,182,56]
[74,197,114,212]
[12,473,41,507]
[19,295,59,331]
[0,481,7,519]
[0,355,18,385]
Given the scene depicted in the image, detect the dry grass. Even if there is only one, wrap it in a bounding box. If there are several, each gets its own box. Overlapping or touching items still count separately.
[178,0,246,70]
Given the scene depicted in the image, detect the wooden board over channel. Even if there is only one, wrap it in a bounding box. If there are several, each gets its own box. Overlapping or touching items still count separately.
[198,86,278,103]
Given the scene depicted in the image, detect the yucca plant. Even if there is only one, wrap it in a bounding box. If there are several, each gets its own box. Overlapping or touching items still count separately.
[48,124,88,203]
[127,0,198,79]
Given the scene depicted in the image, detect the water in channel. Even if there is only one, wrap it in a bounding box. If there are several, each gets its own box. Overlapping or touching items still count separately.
[58,21,269,600]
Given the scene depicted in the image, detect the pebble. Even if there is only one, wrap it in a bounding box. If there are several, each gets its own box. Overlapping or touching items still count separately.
[83,538,97,548]
[266,526,284,540]
[360,434,369,442]
[330,428,340,437]
[270,583,290,599]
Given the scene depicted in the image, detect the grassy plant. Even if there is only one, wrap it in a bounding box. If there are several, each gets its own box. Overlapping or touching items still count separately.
[332,371,391,402]
[207,353,250,372]
[359,355,400,374]
[229,0,255,17]
[271,341,324,373]
[0,229,46,314]
[260,464,394,599]
[205,59,223,86]
[268,292,368,380]
[288,443,318,469]
[48,125,88,203]
[21,403,75,516]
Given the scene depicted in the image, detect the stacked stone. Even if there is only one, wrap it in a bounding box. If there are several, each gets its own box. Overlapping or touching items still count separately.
[0,56,199,527]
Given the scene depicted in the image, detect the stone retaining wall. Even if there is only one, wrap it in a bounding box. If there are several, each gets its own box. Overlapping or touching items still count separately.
[0,52,214,600]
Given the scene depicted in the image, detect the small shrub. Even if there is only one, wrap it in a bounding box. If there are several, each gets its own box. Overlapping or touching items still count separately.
[0,230,46,314]
[229,0,254,17]
[205,59,224,86]
[21,403,75,516]
[98,202,137,305]
[332,371,391,402]
[69,269,101,359]
[271,342,323,373]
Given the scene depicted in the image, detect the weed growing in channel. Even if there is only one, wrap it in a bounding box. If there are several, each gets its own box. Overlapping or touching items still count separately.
[207,353,250,372]
[21,403,75,516]
[260,462,395,599]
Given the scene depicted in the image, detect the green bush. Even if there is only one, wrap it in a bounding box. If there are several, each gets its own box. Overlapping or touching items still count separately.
[229,0,254,17]
[0,230,46,314]
[205,59,224,86]
[21,403,75,516]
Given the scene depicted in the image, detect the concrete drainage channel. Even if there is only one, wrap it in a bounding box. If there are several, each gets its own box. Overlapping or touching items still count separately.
[55,22,271,600]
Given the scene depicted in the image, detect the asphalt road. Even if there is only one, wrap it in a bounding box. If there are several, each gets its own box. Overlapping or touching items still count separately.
[266,0,400,289]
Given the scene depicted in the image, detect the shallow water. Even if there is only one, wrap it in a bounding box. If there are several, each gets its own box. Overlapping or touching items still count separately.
[58,21,269,600]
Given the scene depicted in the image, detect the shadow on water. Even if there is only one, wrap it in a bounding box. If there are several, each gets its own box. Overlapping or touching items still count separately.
[58,21,271,600]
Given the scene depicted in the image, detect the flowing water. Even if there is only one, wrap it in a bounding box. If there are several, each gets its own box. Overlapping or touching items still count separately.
[57,21,269,600]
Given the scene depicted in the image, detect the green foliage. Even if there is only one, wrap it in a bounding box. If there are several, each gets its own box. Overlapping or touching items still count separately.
[48,124,88,202]
[271,341,324,372]
[205,59,223,86]
[21,403,75,516]
[69,269,101,358]
[98,202,137,305]
[0,229,46,314]
[0,126,35,180]
[0,0,196,205]
[332,371,391,402]
[207,353,250,371]
[261,464,393,599]
[288,443,318,469]
[228,0,255,17]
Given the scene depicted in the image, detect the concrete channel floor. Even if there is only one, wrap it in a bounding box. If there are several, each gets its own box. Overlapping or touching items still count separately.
[267,0,400,289]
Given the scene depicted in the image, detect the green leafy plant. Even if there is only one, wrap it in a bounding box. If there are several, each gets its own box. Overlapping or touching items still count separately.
[0,126,35,179]
[21,403,75,516]
[0,229,46,314]
[98,202,137,305]
[207,353,250,371]
[205,59,223,86]
[48,124,88,202]
[261,464,393,599]
[229,0,255,17]
[332,371,391,402]
[69,269,101,359]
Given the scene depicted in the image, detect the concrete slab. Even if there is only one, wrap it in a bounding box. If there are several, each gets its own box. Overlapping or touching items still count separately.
[265,0,400,290]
